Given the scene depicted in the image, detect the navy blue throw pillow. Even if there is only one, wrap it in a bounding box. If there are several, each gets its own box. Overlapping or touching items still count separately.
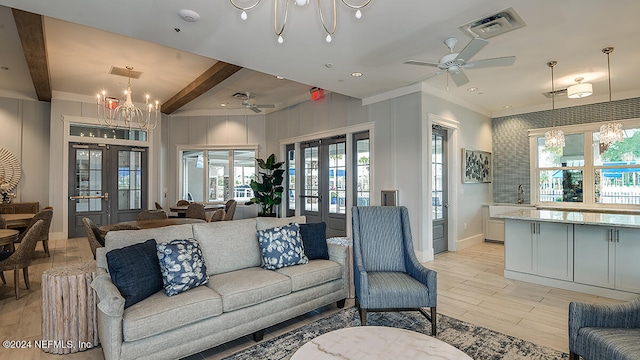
[299,222,329,260]
[106,239,164,309]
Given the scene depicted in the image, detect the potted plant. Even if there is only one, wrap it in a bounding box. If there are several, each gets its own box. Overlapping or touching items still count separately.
[248,153,285,216]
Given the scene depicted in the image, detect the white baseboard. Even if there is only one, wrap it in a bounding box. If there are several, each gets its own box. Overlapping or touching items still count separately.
[455,233,484,251]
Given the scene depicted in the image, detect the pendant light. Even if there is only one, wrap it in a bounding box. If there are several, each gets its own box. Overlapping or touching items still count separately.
[567,77,593,99]
[544,61,565,148]
[598,47,624,147]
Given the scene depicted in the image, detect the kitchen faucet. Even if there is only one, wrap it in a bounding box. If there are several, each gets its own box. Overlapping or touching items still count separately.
[517,184,524,204]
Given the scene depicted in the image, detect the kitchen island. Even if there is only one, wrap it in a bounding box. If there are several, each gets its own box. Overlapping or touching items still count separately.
[495,209,640,301]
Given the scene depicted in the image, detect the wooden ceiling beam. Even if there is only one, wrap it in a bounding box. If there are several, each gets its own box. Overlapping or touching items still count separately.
[162,61,242,114]
[12,8,52,102]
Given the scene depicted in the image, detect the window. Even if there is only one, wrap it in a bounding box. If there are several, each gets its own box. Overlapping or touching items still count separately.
[532,120,640,207]
[354,132,370,206]
[181,148,256,203]
[286,145,296,215]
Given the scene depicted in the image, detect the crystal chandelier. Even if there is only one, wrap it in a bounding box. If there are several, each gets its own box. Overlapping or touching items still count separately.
[229,0,372,44]
[96,66,160,132]
[544,61,565,148]
[599,47,623,147]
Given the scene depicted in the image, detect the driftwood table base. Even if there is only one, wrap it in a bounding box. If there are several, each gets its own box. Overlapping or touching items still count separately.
[41,261,99,354]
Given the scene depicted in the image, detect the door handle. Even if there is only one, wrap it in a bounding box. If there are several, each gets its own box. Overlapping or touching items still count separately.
[444,203,450,208]
[69,193,109,201]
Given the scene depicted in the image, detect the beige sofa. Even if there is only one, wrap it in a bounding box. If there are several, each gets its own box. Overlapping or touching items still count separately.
[91,216,347,360]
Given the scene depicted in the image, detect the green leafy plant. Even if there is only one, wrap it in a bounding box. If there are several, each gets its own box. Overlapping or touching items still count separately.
[249,154,285,216]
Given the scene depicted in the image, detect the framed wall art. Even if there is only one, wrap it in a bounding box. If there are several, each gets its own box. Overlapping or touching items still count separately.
[463,148,491,183]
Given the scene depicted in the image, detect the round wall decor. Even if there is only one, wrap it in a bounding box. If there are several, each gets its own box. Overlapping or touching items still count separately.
[0,147,22,193]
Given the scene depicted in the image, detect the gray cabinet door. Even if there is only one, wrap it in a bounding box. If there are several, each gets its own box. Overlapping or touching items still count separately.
[505,219,534,273]
[536,222,573,281]
[574,225,614,288]
[615,227,640,293]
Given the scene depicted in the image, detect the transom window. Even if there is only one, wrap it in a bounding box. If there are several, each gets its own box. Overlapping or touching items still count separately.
[531,119,640,207]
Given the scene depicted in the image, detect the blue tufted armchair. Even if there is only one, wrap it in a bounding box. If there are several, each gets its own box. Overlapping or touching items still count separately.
[569,297,640,360]
[352,206,438,335]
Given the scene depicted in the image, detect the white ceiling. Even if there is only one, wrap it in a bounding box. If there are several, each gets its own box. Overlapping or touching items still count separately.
[0,0,639,118]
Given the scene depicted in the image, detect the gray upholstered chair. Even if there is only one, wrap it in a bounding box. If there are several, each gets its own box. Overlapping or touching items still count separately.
[223,200,237,221]
[569,297,640,360]
[186,203,206,221]
[136,209,168,221]
[81,217,104,260]
[352,206,438,335]
[0,220,44,299]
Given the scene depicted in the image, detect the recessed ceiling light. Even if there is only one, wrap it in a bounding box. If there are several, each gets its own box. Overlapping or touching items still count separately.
[503,105,512,109]
[221,103,227,107]
[467,87,478,92]
[351,72,363,77]
[325,63,333,69]
[178,9,201,22]
[0,66,8,71]
[276,75,284,80]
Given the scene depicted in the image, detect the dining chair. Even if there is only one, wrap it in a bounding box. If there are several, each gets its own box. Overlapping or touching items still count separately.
[223,200,237,221]
[0,219,45,299]
[136,209,168,221]
[109,223,142,231]
[0,217,6,229]
[186,203,206,221]
[352,206,438,335]
[16,208,53,257]
[176,200,191,206]
[208,208,226,222]
[81,217,104,260]
[154,202,163,210]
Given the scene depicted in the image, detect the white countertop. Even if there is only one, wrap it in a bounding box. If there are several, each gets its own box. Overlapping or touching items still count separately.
[495,209,640,229]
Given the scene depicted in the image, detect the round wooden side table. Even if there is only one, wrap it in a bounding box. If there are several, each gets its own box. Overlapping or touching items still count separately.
[41,261,99,354]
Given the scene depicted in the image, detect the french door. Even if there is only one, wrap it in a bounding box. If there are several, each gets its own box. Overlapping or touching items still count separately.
[299,137,347,237]
[432,125,449,254]
[68,143,147,237]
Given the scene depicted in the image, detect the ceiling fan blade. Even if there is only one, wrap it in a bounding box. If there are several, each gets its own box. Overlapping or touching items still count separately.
[255,104,275,109]
[456,38,488,63]
[404,59,440,67]
[404,70,444,86]
[463,56,516,69]
[450,69,469,87]
[249,106,262,113]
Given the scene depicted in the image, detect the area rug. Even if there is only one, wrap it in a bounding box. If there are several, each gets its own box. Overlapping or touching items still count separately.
[223,307,569,360]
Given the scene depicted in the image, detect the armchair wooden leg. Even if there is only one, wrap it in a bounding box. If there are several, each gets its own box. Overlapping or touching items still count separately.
[23,267,30,289]
[569,351,580,360]
[43,240,50,257]
[418,307,437,336]
[359,308,367,326]
[0,271,5,284]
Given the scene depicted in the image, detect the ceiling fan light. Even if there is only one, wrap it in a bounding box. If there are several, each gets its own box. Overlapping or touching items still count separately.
[240,10,248,20]
[355,9,362,19]
[326,34,332,43]
[567,82,593,98]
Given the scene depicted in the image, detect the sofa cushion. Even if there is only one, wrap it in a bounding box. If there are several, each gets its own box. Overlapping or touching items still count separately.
[258,223,308,270]
[275,259,342,292]
[577,328,640,360]
[106,239,163,309]
[256,215,306,230]
[299,222,329,260]
[207,267,291,312]
[105,224,194,252]
[193,218,262,275]
[122,285,223,342]
[156,239,209,296]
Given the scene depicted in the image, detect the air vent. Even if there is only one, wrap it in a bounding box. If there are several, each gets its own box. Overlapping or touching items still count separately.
[542,89,567,98]
[458,7,526,39]
[109,66,143,79]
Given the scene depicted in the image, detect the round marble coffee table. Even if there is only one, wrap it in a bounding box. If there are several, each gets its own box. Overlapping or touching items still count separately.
[290,326,471,360]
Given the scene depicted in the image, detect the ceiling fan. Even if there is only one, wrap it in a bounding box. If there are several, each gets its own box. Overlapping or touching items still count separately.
[404,37,516,87]
[233,92,275,113]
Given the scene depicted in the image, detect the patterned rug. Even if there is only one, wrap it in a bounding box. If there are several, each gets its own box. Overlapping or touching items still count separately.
[223,307,569,360]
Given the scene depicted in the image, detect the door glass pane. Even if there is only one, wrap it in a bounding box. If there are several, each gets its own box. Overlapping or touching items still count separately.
[207,151,229,202]
[432,134,444,220]
[117,150,142,210]
[287,148,296,210]
[304,146,319,212]
[75,149,103,212]
[356,138,370,206]
[233,150,255,202]
[329,142,346,214]
[182,151,204,202]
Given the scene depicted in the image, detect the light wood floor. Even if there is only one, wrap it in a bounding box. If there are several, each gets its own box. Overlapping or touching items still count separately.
[0,240,624,359]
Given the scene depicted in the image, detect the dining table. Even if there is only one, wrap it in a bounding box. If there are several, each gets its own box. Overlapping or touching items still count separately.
[0,213,35,229]
[99,217,205,233]
[169,203,225,218]
[0,228,19,252]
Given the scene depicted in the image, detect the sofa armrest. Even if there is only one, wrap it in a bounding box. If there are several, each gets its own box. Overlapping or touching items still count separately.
[328,243,348,298]
[91,271,125,360]
[569,297,640,349]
